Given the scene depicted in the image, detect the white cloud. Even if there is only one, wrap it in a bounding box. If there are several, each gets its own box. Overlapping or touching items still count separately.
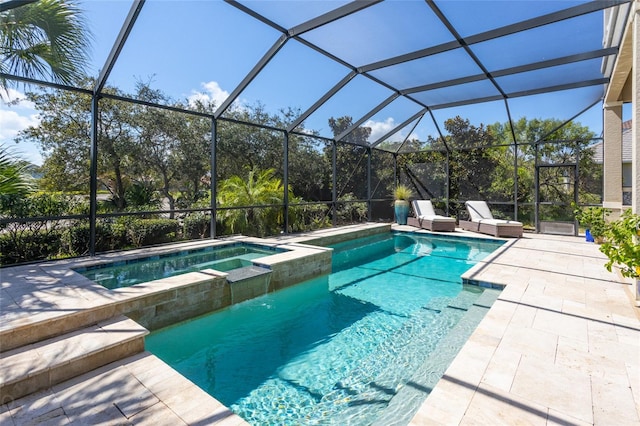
[0,89,42,164]
[0,108,39,140]
[364,117,420,143]
[365,117,400,142]
[188,81,231,110]
[297,127,316,135]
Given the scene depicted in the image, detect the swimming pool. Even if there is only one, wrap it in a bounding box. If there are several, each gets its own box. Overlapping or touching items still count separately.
[146,232,504,425]
[74,242,286,289]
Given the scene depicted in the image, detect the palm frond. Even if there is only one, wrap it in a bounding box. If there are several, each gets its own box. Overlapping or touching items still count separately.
[0,145,35,195]
[1,0,92,89]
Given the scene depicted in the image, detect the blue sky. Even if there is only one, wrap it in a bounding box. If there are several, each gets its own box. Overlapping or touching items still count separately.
[0,0,628,165]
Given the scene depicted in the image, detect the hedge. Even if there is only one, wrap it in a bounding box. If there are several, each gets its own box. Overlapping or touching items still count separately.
[62,221,127,256]
[0,218,182,266]
[118,217,181,247]
[0,228,64,265]
[183,214,211,240]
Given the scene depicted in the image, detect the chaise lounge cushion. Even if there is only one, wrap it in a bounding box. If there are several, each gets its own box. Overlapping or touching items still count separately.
[413,200,456,224]
[461,200,523,237]
[465,200,493,222]
[465,201,522,226]
[408,200,456,232]
[472,218,522,228]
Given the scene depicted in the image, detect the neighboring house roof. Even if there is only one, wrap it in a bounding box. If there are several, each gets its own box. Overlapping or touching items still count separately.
[591,119,632,163]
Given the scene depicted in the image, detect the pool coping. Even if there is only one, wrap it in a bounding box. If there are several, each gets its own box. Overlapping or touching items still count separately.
[461,238,516,289]
[0,234,338,351]
[2,224,638,425]
[408,231,640,425]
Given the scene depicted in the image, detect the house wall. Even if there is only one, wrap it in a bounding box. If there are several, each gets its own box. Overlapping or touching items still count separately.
[603,104,623,211]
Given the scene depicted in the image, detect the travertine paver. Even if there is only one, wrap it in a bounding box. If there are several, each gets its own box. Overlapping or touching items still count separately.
[0,225,388,425]
[461,382,550,426]
[1,227,639,425]
[510,356,593,423]
[2,352,247,425]
[480,346,521,392]
[410,232,640,426]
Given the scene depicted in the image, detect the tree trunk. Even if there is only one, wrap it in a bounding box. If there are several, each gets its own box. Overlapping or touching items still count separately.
[113,163,126,209]
[161,172,175,219]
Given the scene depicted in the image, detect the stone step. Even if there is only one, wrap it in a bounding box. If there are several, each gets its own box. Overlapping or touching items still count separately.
[372,287,503,426]
[1,269,226,353]
[0,315,148,404]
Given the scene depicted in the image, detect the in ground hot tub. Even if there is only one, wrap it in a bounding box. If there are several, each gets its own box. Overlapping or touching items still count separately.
[73,242,287,289]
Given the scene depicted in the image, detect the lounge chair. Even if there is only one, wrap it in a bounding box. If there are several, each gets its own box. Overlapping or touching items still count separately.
[459,200,523,238]
[407,200,456,232]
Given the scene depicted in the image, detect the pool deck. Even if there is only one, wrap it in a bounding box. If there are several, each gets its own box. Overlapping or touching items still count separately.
[1,224,639,425]
[401,227,640,426]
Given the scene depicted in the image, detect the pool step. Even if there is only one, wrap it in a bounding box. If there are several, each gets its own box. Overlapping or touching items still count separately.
[312,292,485,416]
[373,288,503,426]
[274,293,476,400]
[0,315,148,403]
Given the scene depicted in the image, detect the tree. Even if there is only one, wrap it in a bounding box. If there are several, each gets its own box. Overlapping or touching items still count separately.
[18,85,93,192]
[328,116,372,200]
[439,116,498,215]
[217,104,328,203]
[17,80,215,212]
[328,116,371,146]
[287,133,329,201]
[0,145,34,195]
[138,86,214,209]
[131,85,191,216]
[217,103,288,180]
[488,117,599,207]
[17,80,139,209]
[0,0,91,91]
[174,102,212,206]
[370,147,395,200]
[396,149,447,202]
[217,167,289,236]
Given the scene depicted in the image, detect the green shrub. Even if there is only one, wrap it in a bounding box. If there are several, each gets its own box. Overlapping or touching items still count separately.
[0,191,90,264]
[0,191,86,217]
[183,213,211,240]
[288,203,331,232]
[0,228,63,265]
[393,184,413,201]
[572,203,610,240]
[600,210,640,278]
[124,182,161,210]
[336,195,368,225]
[216,168,286,237]
[0,191,82,265]
[62,220,127,256]
[116,217,180,247]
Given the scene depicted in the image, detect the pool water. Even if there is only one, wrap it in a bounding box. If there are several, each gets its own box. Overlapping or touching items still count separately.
[74,243,284,289]
[145,233,503,425]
